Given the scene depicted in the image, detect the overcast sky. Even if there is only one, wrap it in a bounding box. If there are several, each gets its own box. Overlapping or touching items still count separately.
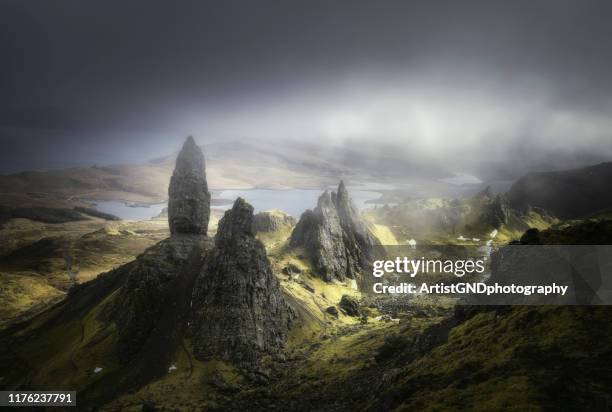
[1,0,611,173]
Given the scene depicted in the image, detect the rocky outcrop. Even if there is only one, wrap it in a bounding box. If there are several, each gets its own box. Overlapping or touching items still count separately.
[111,136,213,363]
[290,181,377,282]
[190,198,292,364]
[252,209,296,232]
[339,295,361,317]
[291,191,346,281]
[335,180,376,265]
[111,235,210,363]
[168,136,211,235]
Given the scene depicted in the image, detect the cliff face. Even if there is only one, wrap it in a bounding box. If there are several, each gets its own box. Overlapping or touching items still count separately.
[168,136,211,235]
[291,181,377,282]
[190,198,292,364]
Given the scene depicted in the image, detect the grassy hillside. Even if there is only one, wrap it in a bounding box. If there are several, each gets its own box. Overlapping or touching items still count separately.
[0,218,169,328]
[0,195,610,411]
[507,162,612,219]
[367,191,557,246]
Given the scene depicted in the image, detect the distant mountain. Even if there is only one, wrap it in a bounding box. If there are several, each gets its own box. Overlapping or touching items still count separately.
[506,162,612,218]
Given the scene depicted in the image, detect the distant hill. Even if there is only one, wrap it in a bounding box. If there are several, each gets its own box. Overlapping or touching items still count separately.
[0,139,451,204]
[0,140,324,204]
[506,162,612,219]
[368,186,557,244]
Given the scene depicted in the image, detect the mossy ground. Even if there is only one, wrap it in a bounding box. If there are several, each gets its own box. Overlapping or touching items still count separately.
[1,289,120,392]
[86,222,450,410]
[0,217,169,328]
[1,204,611,411]
[375,306,612,411]
[366,197,558,247]
[222,218,612,410]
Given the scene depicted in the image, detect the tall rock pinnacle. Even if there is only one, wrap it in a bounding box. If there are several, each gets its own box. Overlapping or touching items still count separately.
[168,136,211,235]
[291,181,378,282]
[190,198,292,364]
[111,136,212,363]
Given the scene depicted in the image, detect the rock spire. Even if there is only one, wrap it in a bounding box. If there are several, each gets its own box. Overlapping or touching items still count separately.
[168,136,211,235]
[191,198,292,364]
[290,181,377,282]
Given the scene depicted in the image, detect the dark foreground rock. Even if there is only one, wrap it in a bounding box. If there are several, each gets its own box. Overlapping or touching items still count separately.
[191,198,292,364]
[168,136,211,235]
[111,235,210,363]
[290,181,378,282]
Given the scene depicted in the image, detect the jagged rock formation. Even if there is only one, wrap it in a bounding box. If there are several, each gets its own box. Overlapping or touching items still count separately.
[290,181,377,282]
[190,198,292,364]
[335,180,376,260]
[252,209,296,232]
[291,191,346,281]
[168,136,211,235]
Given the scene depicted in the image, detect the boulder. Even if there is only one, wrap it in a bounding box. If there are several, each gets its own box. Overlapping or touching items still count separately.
[282,263,302,276]
[339,295,361,317]
[325,306,339,318]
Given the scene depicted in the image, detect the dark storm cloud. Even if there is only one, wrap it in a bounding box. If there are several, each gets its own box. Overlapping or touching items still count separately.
[1,0,611,171]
